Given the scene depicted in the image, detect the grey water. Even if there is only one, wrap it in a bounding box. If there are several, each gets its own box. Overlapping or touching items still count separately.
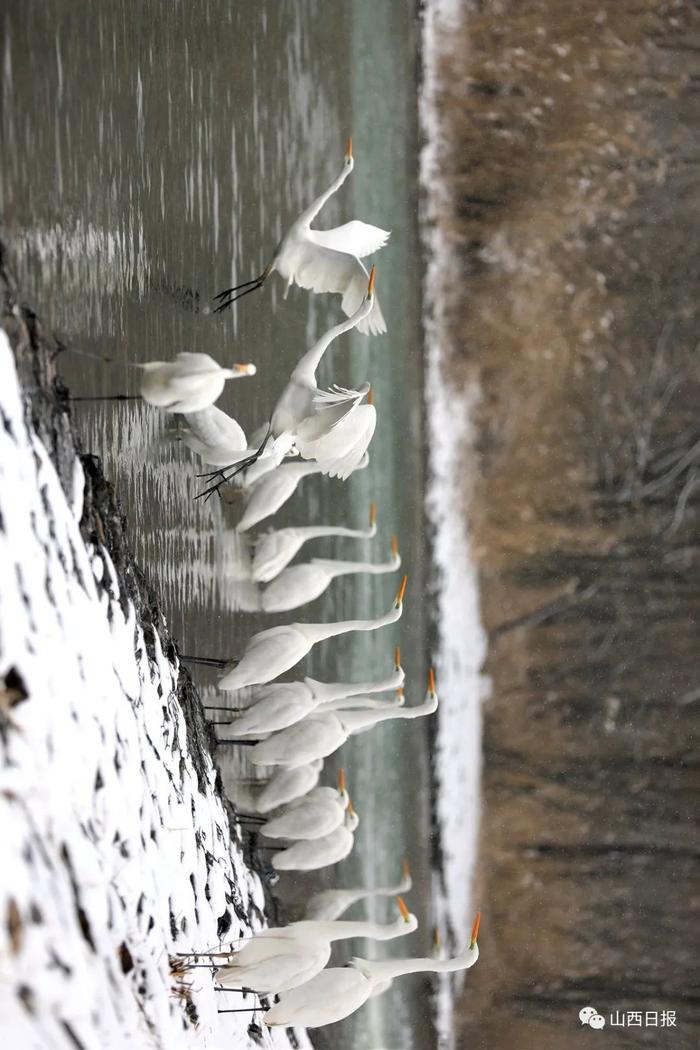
[2,2,433,1048]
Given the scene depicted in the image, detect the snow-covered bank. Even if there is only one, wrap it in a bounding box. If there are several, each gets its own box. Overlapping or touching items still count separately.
[0,300,310,1049]
[420,2,488,1047]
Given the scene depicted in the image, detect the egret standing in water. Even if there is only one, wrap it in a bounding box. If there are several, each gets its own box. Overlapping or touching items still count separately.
[260,535,401,613]
[199,269,379,497]
[213,139,388,336]
[258,914,481,1029]
[252,501,378,583]
[205,897,415,996]
[210,575,407,691]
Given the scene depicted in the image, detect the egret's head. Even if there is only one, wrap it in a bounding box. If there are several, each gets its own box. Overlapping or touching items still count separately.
[367,264,376,300]
[395,687,405,707]
[344,137,354,169]
[346,799,360,831]
[390,534,400,563]
[469,911,481,951]
[394,574,408,609]
[337,766,348,801]
[369,501,378,530]
[232,362,257,377]
[427,668,437,700]
[400,857,412,891]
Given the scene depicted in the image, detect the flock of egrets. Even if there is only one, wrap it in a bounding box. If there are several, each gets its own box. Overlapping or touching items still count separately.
[85,141,480,1030]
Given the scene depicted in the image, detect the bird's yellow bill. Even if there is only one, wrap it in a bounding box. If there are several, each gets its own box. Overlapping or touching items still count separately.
[428,667,436,695]
[433,927,442,952]
[233,362,256,375]
[345,137,353,158]
[338,767,346,793]
[368,264,376,295]
[396,686,404,699]
[366,387,374,407]
[391,535,399,557]
[347,798,356,817]
[397,896,411,922]
[401,857,411,880]
[369,501,377,526]
[395,575,408,606]
[470,911,481,948]
[394,645,401,669]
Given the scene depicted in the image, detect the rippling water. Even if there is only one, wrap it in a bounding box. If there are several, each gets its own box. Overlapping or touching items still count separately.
[3,2,435,1047]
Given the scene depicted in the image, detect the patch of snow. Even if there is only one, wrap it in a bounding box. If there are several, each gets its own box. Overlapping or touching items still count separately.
[420,2,489,1047]
[0,329,311,1050]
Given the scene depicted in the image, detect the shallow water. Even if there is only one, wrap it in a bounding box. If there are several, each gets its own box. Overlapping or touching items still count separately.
[3,2,435,1047]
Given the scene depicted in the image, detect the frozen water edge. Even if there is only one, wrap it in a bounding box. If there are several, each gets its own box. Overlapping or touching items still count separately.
[0,329,311,1050]
[420,1,488,1047]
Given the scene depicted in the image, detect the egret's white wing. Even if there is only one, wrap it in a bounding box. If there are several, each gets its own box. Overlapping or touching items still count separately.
[173,352,221,372]
[183,405,247,450]
[298,404,377,480]
[310,221,390,259]
[292,244,386,336]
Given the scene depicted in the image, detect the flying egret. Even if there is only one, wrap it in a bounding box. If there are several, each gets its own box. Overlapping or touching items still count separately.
[259,769,349,841]
[213,138,388,335]
[255,760,324,814]
[72,354,256,411]
[200,270,378,498]
[260,914,481,1028]
[215,575,407,691]
[210,647,404,738]
[241,668,437,769]
[252,501,378,583]
[271,801,360,871]
[210,897,415,996]
[305,859,412,921]
[260,535,401,613]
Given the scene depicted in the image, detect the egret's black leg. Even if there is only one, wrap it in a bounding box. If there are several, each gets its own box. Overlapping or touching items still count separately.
[213,274,263,300]
[216,739,261,747]
[69,394,141,402]
[195,428,272,501]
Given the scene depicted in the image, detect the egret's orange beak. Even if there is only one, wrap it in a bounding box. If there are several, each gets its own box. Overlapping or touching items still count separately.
[338,767,346,794]
[367,388,374,407]
[369,501,377,526]
[391,535,399,558]
[397,896,411,922]
[401,857,411,880]
[233,362,256,375]
[396,686,405,701]
[433,927,442,952]
[428,668,436,695]
[394,575,408,606]
[368,264,376,295]
[470,911,481,949]
[394,645,401,669]
[347,799,355,817]
[345,137,353,159]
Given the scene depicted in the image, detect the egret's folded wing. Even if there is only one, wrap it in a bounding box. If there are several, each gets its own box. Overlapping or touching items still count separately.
[174,352,220,371]
[310,221,391,259]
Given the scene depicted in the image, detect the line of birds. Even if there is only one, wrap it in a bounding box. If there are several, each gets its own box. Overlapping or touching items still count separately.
[74,138,480,1031]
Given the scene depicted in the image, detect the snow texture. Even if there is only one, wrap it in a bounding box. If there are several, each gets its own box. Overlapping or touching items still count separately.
[0,329,311,1050]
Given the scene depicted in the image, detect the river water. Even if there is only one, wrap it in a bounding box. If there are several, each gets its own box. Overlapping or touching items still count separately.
[2,2,441,1047]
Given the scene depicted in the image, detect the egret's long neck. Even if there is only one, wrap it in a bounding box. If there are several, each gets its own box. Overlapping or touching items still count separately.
[297,164,351,227]
[340,697,436,734]
[313,555,400,580]
[323,918,408,943]
[294,524,375,541]
[299,604,400,646]
[292,311,366,383]
[359,949,479,986]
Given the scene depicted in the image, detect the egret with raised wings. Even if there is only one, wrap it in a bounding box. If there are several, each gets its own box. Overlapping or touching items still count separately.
[213,139,388,335]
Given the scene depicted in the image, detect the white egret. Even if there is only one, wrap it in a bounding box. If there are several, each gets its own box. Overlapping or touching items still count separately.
[255,760,324,814]
[213,138,388,335]
[212,897,415,996]
[260,535,400,613]
[261,914,481,1029]
[252,501,378,583]
[73,355,256,411]
[201,271,378,498]
[236,460,326,532]
[213,647,404,739]
[175,405,275,471]
[244,667,436,769]
[216,575,407,691]
[305,859,412,921]
[271,801,359,871]
[260,769,349,841]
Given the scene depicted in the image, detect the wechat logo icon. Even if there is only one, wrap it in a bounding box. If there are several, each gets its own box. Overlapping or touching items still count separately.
[580,1007,606,1029]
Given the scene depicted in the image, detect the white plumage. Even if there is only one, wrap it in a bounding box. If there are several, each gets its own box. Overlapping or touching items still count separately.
[137,353,255,413]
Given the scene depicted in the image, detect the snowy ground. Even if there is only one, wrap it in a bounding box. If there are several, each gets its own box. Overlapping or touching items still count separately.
[0,326,311,1050]
[421,1,489,1046]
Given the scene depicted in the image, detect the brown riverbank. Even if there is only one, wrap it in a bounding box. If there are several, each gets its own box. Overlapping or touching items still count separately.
[429,2,700,1047]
